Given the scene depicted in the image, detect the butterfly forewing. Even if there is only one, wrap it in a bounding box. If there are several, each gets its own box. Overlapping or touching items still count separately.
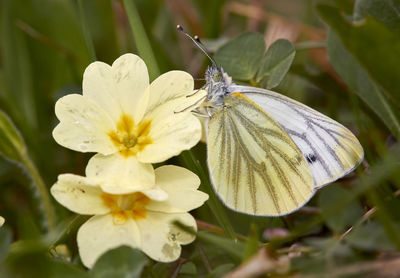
[233,86,364,188]
[207,93,314,216]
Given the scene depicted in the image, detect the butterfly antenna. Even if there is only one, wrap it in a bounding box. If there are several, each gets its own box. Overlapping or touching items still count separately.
[177,25,217,67]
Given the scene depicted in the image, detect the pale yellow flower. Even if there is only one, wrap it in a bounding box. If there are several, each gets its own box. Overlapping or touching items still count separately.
[51,165,208,268]
[53,54,203,192]
[0,216,4,227]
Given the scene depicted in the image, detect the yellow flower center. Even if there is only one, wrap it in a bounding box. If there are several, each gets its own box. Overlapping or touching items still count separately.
[107,114,152,158]
[101,192,151,225]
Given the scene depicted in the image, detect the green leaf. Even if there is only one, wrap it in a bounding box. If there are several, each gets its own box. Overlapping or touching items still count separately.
[197,231,244,262]
[214,32,265,80]
[90,246,148,278]
[7,236,89,278]
[318,4,400,109]
[0,110,27,164]
[354,0,400,31]
[346,221,397,251]
[326,31,400,138]
[256,39,296,89]
[318,185,363,234]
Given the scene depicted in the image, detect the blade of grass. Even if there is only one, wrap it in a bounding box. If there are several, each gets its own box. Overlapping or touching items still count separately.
[180,150,236,240]
[0,110,55,232]
[121,0,160,80]
[77,0,97,61]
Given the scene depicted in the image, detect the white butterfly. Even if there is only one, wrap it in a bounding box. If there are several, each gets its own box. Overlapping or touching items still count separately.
[178,26,364,216]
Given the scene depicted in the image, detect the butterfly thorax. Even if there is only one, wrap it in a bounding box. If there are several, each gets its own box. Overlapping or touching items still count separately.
[204,66,235,107]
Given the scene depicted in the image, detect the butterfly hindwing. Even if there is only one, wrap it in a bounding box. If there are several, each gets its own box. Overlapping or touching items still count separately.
[207,93,314,216]
[233,86,364,188]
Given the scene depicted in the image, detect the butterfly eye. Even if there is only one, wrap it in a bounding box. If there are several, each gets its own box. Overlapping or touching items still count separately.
[213,72,222,82]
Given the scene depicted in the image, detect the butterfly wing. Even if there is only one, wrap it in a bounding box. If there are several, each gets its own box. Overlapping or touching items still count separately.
[207,93,314,216]
[231,85,364,188]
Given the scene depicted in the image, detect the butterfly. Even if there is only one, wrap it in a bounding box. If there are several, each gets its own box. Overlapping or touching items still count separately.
[178,26,364,216]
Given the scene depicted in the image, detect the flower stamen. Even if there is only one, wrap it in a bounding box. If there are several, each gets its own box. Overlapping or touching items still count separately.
[101,192,150,224]
[107,114,152,157]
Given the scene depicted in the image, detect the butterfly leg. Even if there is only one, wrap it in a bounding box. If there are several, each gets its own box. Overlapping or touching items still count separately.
[174,95,207,114]
[186,84,207,97]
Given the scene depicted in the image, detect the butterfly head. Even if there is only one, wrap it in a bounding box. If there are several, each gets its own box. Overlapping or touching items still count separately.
[204,66,234,106]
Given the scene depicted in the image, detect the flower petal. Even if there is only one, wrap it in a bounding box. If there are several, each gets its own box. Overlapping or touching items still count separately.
[137,71,202,162]
[77,215,140,268]
[140,187,168,202]
[83,54,149,123]
[136,212,196,262]
[144,71,193,115]
[137,112,201,163]
[51,174,109,215]
[86,153,155,194]
[0,216,4,227]
[82,61,121,122]
[112,54,149,118]
[146,166,208,213]
[53,94,117,154]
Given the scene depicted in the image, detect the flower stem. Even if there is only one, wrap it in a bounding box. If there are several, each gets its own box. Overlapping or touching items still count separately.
[22,155,56,232]
[122,0,160,80]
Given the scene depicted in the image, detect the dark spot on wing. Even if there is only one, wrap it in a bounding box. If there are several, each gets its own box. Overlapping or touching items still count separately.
[306,154,317,163]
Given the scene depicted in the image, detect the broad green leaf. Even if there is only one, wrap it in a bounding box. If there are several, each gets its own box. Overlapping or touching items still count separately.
[0,110,27,163]
[346,221,397,251]
[326,31,400,138]
[318,4,400,108]
[256,39,296,89]
[197,231,244,262]
[90,246,148,278]
[214,32,265,80]
[354,0,400,30]
[7,241,89,278]
[318,185,364,234]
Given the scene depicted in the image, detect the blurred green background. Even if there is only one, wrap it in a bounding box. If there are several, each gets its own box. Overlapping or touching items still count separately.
[1,0,400,277]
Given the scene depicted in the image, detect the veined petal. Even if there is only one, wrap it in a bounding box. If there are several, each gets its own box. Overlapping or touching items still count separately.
[51,174,109,215]
[136,212,196,262]
[137,113,201,163]
[86,153,155,194]
[144,71,194,115]
[146,166,208,213]
[77,215,140,268]
[112,54,149,119]
[53,94,117,154]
